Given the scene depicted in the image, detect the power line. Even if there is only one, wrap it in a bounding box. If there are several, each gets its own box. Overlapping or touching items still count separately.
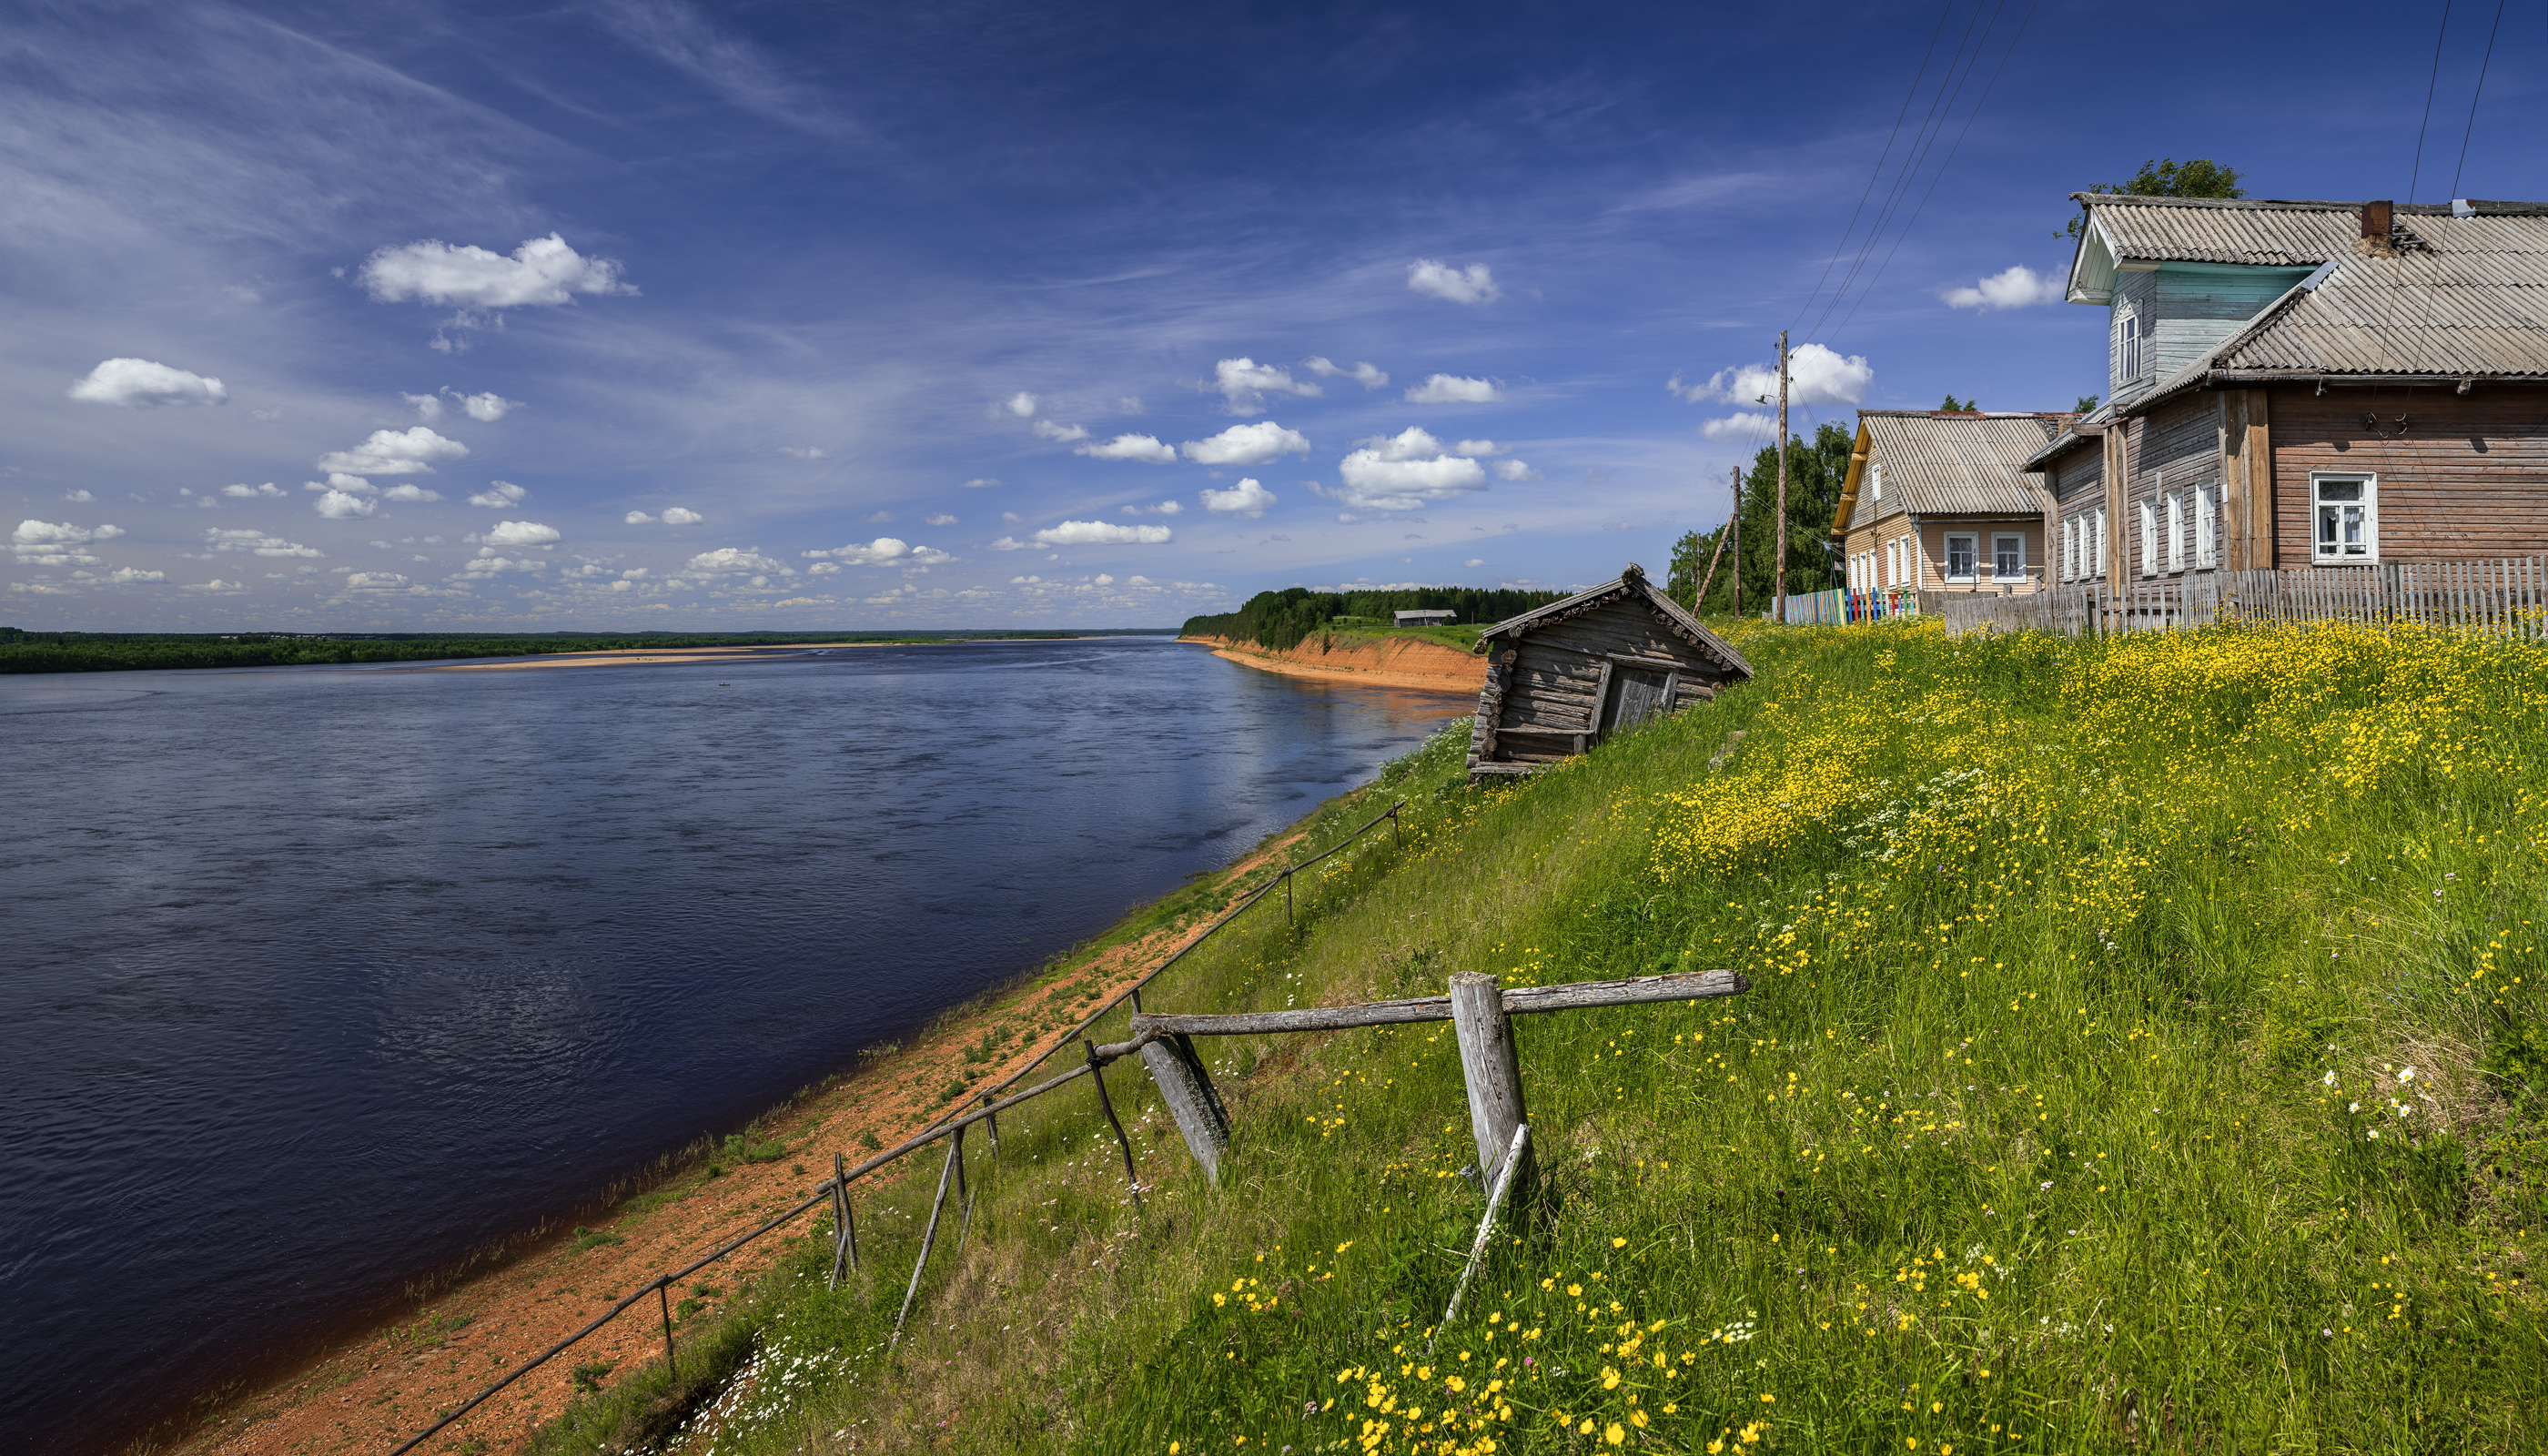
[2407,0,2454,200]
[2449,0,2510,198]
[1787,0,1960,334]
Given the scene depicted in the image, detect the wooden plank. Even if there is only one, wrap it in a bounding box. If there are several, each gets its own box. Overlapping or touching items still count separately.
[1450,973,1532,1195]
[1127,968,1751,1039]
[1138,1033,1230,1185]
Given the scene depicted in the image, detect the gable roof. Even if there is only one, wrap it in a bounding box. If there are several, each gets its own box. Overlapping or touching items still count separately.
[2068,196,2548,400]
[1832,411,2066,537]
[1477,563,1752,678]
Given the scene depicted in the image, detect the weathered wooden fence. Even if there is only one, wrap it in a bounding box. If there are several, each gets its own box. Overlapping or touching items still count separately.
[1932,557,2548,640]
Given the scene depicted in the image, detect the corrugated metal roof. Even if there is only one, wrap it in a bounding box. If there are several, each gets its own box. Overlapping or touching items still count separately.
[1846,413,2059,529]
[2079,195,2548,269]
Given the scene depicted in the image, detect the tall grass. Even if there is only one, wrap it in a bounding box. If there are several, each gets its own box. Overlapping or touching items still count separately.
[532,622,2548,1455]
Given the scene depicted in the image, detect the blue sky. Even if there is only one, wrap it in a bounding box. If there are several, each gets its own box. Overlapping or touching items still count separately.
[7,0,2544,631]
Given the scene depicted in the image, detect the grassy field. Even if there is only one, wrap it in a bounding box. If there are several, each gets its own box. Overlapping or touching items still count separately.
[521,619,2548,1456]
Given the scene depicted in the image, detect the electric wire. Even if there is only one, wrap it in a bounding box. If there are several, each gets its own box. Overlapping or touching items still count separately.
[2448,0,2509,199]
[2407,0,2454,202]
[1786,0,1960,334]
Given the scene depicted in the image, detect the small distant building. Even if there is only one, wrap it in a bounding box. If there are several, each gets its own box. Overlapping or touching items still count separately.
[1393,609,1457,626]
[1466,563,1752,778]
[1831,410,2071,602]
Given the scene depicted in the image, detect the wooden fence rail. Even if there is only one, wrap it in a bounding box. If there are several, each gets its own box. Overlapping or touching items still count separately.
[1930,556,2548,640]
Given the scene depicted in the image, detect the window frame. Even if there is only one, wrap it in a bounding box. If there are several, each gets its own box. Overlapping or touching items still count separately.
[2118,312,2144,385]
[2310,472,2380,564]
[2138,500,2157,577]
[2094,506,2108,575]
[2195,482,2218,569]
[1944,532,1978,584]
[1992,532,2025,583]
[2165,491,2186,573]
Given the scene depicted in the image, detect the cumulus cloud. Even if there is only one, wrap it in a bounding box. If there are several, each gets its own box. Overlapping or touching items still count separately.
[469,480,529,508]
[317,427,469,477]
[682,546,791,575]
[1032,419,1091,442]
[804,537,951,567]
[205,528,320,558]
[11,519,126,566]
[1005,521,1174,548]
[1121,500,1183,515]
[358,234,634,308]
[344,571,410,591]
[1943,264,2066,310]
[222,482,287,499]
[183,579,248,593]
[452,390,521,420]
[923,513,958,526]
[1333,428,1491,511]
[963,477,1001,490]
[1182,421,1310,466]
[92,566,167,585]
[404,391,444,420]
[778,446,828,460]
[1211,358,1320,416]
[379,483,441,502]
[1493,460,1544,482]
[1405,374,1502,405]
[661,507,703,525]
[63,489,95,502]
[1406,259,1500,305]
[1076,433,1178,463]
[1198,478,1277,518]
[1006,392,1039,418]
[482,520,561,546]
[1700,411,1778,442]
[314,490,377,519]
[67,358,228,409]
[1303,357,1389,389]
[453,553,547,578]
[1465,558,1488,567]
[1674,342,1874,409]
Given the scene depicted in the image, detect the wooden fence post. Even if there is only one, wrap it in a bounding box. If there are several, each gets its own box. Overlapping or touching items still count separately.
[1138,1031,1232,1184]
[829,1152,859,1288]
[1447,972,1532,1201]
[658,1280,678,1384]
[890,1137,963,1349]
[1085,1041,1145,1212]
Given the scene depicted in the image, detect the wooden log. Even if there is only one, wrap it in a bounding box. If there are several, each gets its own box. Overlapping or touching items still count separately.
[828,1152,859,1288]
[1449,972,1532,1198]
[890,1135,963,1349]
[1139,1031,1231,1184]
[1432,1122,1530,1350]
[1127,968,1749,1039]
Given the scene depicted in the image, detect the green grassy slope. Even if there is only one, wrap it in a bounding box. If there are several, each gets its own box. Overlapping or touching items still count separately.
[527,621,2548,1456]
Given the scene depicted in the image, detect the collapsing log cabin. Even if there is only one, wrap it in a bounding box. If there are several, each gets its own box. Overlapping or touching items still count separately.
[1466,562,1752,779]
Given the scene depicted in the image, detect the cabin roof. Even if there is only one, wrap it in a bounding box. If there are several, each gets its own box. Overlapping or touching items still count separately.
[1477,564,1752,677]
[1833,411,2066,536]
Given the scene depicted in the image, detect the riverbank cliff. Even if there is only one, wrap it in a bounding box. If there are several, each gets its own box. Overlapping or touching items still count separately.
[1179,630,1485,693]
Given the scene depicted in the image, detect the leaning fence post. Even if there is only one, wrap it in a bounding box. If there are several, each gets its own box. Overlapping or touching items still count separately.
[890,1136,963,1349]
[657,1279,678,1384]
[829,1154,858,1287]
[1448,972,1532,1204]
[951,1126,980,1260]
[1137,1026,1231,1183]
[1085,1041,1145,1212]
[1285,869,1294,924]
[981,1090,1001,1150]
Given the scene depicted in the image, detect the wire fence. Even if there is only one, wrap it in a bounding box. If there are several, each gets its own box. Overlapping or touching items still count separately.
[387,798,1407,1455]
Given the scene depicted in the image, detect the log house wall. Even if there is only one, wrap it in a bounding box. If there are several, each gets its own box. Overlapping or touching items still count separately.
[2266,386,2548,562]
[1475,595,1735,766]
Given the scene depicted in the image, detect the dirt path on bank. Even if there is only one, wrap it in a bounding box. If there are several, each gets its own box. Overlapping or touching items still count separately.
[1182,632,1485,693]
[167,835,1308,1456]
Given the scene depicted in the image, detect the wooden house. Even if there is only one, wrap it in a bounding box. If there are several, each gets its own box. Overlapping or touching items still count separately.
[1829,410,2071,603]
[2029,195,2548,588]
[1466,563,1752,778]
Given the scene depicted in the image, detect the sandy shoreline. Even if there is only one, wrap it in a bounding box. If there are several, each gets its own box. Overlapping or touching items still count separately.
[430,635,1179,672]
[1181,632,1486,694]
[163,832,1308,1456]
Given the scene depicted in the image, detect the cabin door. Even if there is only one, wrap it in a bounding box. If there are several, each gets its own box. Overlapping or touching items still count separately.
[1600,666,1675,735]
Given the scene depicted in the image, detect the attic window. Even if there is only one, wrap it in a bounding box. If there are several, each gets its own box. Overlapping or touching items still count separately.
[1870,462,1883,501]
[2119,314,2144,383]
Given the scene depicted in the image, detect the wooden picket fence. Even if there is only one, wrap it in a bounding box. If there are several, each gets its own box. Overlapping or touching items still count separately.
[1933,557,2548,641]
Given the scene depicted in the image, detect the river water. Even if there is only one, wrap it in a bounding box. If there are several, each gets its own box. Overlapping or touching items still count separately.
[0,638,1468,1451]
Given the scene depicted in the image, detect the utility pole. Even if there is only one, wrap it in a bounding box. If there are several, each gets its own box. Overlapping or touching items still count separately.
[1729,465,1742,618]
[1773,329,1790,623]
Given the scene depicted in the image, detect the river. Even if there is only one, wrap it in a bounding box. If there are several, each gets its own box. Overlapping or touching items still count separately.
[0,638,1468,1452]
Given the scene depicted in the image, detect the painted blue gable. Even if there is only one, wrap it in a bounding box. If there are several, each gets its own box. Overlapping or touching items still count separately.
[2109,263,2313,406]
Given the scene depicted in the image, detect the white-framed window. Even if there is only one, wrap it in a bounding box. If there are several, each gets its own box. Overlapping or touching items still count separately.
[1870,462,1884,501]
[2138,501,2157,576]
[2312,473,2378,562]
[2094,507,2108,574]
[2118,313,2144,385]
[1945,533,1977,583]
[2165,492,2186,573]
[1886,538,1899,587]
[1993,532,2024,582]
[2060,519,2075,581]
[2195,483,2218,568]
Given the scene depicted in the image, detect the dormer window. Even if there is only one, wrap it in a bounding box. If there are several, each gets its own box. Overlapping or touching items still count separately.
[2118,313,2144,383]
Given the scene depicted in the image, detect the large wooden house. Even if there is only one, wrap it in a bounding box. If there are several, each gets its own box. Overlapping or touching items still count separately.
[2028,195,2548,587]
[1829,410,2072,602]
[1466,564,1751,778]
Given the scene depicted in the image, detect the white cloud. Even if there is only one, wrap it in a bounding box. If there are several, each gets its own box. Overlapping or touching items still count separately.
[1943,264,2067,310]
[803,537,950,567]
[482,520,561,546]
[1677,343,1874,409]
[1451,439,1502,456]
[469,480,529,508]
[1465,558,1487,567]
[1303,357,1389,389]
[1211,358,1321,416]
[454,552,547,578]
[1333,428,1491,511]
[221,482,286,499]
[90,566,167,584]
[924,512,958,526]
[1405,374,1501,405]
[1032,419,1092,442]
[452,390,521,420]
[312,473,376,494]
[314,490,377,519]
[67,358,228,409]
[778,445,829,460]
[344,571,410,591]
[317,427,469,476]
[1121,500,1183,515]
[1006,392,1039,418]
[379,483,441,502]
[62,489,95,502]
[962,477,1002,490]
[359,234,634,308]
[1493,460,1544,482]
[1182,421,1311,466]
[1198,478,1277,518]
[1027,521,1172,547]
[1076,433,1178,463]
[403,391,444,420]
[1406,259,1500,305]
[988,536,1026,551]
[13,520,125,559]
[206,528,320,558]
[660,506,703,525]
[183,579,248,593]
[1700,412,1778,442]
[682,546,791,575]
[625,511,656,523]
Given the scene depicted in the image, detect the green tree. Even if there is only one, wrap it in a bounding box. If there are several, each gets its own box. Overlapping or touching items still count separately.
[2075,394,2100,413]
[1671,421,1855,618]
[1939,393,1977,412]
[2065,157,2244,239]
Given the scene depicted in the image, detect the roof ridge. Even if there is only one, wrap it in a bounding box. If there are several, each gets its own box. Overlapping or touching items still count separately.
[2075,192,2548,216]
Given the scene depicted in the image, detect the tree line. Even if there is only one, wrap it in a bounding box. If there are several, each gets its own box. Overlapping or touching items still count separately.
[0,630,1139,674]
[1181,586,1570,651]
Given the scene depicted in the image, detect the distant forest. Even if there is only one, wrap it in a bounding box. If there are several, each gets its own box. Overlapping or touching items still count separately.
[0,628,1170,675]
[1181,587,1569,652]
